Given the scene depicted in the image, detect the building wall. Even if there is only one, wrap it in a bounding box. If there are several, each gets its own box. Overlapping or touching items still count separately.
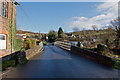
[0,1,1,14]
[0,0,17,58]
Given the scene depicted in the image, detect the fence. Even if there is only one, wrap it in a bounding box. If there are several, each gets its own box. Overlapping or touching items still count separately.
[54,41,74,50]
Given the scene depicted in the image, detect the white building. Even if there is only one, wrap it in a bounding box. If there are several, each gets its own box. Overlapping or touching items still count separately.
[67,34,75,38]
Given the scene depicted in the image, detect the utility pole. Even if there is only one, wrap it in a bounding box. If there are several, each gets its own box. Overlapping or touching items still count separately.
[39,31,41,40]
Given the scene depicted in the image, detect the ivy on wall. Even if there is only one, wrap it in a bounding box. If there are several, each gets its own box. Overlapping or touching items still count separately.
[9,6,17,52]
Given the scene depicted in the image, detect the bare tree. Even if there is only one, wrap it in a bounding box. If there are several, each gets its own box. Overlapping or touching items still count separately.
[91,25,98,31]
[111,17,120,48]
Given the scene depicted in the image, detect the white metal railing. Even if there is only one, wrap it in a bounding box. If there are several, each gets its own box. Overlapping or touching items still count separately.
[54,41,74,50]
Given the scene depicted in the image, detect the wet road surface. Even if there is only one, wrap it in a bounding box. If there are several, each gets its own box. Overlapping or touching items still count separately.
[3,45,119,78]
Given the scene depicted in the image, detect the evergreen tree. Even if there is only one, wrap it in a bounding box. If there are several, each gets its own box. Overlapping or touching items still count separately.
[58,27,64,38]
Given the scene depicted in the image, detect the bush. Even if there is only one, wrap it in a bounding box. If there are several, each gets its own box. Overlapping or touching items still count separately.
[43,41,47,45]
[15,39,23,51]
[77,42,81,47]
[114,58,120,69]
[2,60,15,71]
[31,39,36,47]
[23,38,32,50]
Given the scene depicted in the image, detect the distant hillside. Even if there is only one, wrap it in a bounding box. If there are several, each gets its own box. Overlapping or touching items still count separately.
[17,30,36,34]
[67,28,115,37]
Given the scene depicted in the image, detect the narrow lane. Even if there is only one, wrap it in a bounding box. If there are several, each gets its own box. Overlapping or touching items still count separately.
[3,45,118,78]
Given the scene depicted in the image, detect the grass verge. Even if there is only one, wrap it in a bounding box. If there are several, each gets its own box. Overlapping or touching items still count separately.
[2,58,28,71]
[2,60,16,71]
[114,58,120,69]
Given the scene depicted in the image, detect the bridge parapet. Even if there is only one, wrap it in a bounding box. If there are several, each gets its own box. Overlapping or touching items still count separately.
[54,41,73,50]
[54,41,115,67]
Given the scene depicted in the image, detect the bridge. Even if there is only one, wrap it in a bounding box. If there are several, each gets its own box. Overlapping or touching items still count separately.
[2,41,119,78]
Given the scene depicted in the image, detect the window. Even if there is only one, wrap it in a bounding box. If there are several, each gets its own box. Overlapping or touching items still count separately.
[1,0,8,18]
[0,35,5,40]
[0,34,6,49]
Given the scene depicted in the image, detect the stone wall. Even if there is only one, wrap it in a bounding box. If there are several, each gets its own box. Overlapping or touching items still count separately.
[71,46,114,66]
[55,41,115,67]
[25,43,43,59]
[2,42,43,62]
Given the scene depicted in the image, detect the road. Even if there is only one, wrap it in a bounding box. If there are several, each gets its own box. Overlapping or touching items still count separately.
[2,45,119,78]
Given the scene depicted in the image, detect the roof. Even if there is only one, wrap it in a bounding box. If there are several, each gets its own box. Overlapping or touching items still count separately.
[67,34,74,36]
